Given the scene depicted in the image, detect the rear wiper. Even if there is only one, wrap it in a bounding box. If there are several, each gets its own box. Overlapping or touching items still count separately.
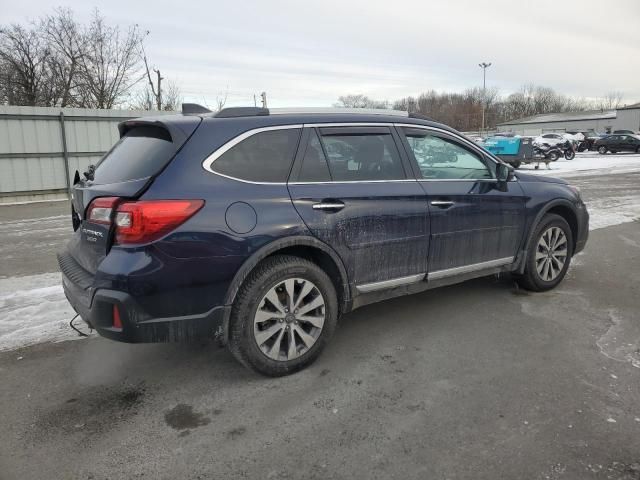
[83,164,96,181]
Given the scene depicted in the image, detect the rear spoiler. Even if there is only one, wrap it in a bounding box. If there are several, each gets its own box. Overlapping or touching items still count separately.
[118,116,202,146]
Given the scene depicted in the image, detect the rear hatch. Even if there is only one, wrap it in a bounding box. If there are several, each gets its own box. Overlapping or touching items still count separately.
[67,115,202,274]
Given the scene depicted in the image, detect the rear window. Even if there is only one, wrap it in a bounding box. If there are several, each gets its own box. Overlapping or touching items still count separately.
[92,126,174,184]
[211,128,301,183]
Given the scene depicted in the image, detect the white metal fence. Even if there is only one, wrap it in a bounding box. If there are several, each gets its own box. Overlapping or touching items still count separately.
[0,106,168,204]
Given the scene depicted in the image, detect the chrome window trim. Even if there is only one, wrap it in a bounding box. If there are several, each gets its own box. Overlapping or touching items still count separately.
[200,121,510,185]
[289,179,417,185]
[427,257,514,280]
[356,273,425,293]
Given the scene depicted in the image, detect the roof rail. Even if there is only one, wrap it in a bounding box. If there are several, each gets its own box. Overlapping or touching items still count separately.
[408,112,434,121]
[270,107,409,117]
[211,106,411,118]
[215,107,269,118]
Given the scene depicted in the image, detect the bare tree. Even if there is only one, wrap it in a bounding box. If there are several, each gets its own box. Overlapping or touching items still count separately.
[215,87,229,111]
[598,91,624,110]
[131,79,181,111]
[76,10,144,108]
[335,94,389,109]
[41,8,83,107]
[0,23,53,106]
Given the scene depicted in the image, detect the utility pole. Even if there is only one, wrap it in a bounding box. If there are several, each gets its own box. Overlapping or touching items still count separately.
[154,69,164,111]
[478,62,492,136]
[260,91,267,108]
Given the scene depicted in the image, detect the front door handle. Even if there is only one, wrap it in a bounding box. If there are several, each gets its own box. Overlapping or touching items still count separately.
[312,201,345,211]
[430,200,454,208]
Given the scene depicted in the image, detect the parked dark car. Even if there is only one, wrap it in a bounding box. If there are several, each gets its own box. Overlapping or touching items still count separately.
[59,106,589,376]
[594,134,640,154]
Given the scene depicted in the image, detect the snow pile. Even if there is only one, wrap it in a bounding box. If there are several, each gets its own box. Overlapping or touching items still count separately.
[518,152,640,178]
[0,273,89,352]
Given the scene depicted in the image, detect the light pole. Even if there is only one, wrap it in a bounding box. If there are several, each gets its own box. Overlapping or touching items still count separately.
[478,62,492,136]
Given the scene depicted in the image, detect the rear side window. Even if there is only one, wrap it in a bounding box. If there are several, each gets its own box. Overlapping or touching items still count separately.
[318,129,405,181]
[298,130,332,182]
[93,126,174,184]
[211,128,301,182]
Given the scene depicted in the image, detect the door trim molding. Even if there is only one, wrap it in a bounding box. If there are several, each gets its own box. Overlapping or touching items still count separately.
[427,257,514,280]
[356,273,425,293]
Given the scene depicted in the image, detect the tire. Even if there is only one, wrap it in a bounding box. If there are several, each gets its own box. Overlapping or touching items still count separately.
[228,255,338,376]
[548,151,559,161]
[637,146,640,154]
[516,214,573,292]
[598,146,607,154]
[564,150,575,160]
[512,161,521,169]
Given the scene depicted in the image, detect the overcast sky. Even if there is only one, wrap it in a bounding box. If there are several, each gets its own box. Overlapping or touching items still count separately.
[3,0,640,108]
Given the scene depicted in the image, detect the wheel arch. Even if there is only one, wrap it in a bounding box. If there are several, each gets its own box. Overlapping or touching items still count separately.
[517,199,579,274]
[221,236,351,340]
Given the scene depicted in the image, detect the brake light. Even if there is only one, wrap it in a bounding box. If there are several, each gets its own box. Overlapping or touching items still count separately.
[114,200,204,245]
[112,305,123,330]
[86,197,120,225]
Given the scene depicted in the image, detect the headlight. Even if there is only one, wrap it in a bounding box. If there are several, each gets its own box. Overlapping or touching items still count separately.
[568,185,582,201]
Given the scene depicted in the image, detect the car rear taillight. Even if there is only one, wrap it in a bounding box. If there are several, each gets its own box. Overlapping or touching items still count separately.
[112,305,123,330]
[86,197,120,225]
[114,200,204,245]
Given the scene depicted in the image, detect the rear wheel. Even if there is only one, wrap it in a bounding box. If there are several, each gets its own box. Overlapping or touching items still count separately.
[228,255,338,376]
[598,146,607,154]
[564,150,575,160]
[548,151,560,161]
[511,160,521,169]
[517,214,573,292]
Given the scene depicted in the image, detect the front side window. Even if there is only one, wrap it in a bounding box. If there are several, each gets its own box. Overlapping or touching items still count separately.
[403,129,492,180]
[211,128,301,182]
[318,130,405,181]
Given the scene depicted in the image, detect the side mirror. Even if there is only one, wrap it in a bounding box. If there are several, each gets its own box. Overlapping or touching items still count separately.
[496,162,514,182]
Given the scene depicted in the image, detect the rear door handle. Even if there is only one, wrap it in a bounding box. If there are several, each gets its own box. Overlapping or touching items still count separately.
[430,200,454,208]
[312,201,345,211]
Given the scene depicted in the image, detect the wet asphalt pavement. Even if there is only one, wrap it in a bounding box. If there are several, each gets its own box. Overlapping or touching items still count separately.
[0,172,639,479]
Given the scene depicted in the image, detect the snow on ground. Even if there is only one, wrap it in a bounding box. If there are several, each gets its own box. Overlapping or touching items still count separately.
[0,273,91,352]
[585,195,640,231]
[517,151,640,178]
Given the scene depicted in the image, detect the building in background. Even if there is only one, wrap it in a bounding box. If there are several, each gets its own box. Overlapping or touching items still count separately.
[497,103,640,136]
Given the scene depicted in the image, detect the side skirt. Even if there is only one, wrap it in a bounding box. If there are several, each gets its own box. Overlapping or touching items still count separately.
[351,257,515,310]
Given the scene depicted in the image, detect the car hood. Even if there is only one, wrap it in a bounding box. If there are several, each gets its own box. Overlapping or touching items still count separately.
[515,172,568,185]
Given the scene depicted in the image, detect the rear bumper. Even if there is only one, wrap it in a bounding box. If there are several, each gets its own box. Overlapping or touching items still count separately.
[61,266,228,343]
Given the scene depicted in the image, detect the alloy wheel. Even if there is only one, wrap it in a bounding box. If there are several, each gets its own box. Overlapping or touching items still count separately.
[253,278,325,361]
[535,227,568,282]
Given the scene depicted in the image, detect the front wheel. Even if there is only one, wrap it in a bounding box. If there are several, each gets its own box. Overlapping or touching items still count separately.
[228,255,338,376]
[598,146,607,154]
[516,214,573,292]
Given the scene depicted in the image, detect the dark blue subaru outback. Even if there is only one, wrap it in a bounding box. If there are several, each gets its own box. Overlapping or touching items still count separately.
[59,106,589,376]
